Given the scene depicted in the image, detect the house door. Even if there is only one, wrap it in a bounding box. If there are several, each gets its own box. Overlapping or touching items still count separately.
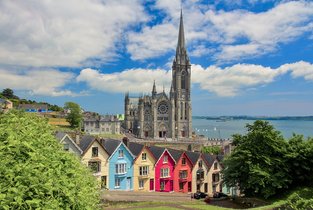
[101,176,107,189]
[188,181,192,192]
[204,183,208,193]
[126,177,131,190]
[160,181,165,191]
[149,179,154,191]
[170,180,173,191]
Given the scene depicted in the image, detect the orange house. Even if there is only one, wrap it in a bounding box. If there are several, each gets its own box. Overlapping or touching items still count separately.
[169,149,193,193]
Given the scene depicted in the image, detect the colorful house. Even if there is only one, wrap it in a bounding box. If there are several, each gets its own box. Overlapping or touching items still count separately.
[203,154,222,196]
[150,146,176,192]
[79,135,109,189]
[186,151,210,194]
[169,149,193,193]
[55,131,82,156]
[129,142,156,192]
[102,139,135,190]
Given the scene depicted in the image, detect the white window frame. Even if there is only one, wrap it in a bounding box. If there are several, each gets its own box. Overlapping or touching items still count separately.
[139,179,144,189]
[115,178,121,188]
[118,149,124,158]
[115,163,127,174]
[142,153,147,161]
[139,166,149,176]
[163,155,168,163]
[160,168,169,178]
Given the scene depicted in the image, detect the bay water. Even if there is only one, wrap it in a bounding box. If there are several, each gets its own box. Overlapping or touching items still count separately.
[192,118,313,139]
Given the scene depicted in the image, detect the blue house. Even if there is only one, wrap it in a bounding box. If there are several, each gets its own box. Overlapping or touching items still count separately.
[101,138,135,190]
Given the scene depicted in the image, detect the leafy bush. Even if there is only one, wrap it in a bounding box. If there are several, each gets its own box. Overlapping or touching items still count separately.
[286,188,313,210]
[0,110,99,209]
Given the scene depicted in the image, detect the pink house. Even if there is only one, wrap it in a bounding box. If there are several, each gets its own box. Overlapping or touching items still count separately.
[149,146,176,192]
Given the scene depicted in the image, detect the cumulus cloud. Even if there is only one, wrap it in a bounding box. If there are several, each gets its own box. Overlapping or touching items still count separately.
[77,61,313,97]
[76,68,172,94]
[127,0,313,62]
[0,68,81,96]
[0,0,147,67]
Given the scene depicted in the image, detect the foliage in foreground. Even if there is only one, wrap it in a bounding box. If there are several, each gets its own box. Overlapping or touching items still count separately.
[286,188,313,210]
[0,110,99,209]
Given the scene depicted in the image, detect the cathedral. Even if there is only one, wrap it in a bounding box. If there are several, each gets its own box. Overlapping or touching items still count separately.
[124,11,192,139]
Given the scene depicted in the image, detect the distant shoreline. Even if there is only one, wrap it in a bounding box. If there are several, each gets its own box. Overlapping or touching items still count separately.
[192,116,313,121]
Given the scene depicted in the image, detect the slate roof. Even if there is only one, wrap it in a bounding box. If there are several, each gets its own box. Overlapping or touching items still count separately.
[167,148,183,162]
[148,145,165,160]
[55,131,66,141]
[101,139,122,156]
[79,135,95,152]
[128,142,144,157]
[185,151,201,165]
[203,154,216,168]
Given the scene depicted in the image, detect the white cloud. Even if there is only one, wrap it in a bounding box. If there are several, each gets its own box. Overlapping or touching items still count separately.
[77,61,313,97]
[0,0,147,67]
[77,68,172,94]
[0,68,80,96]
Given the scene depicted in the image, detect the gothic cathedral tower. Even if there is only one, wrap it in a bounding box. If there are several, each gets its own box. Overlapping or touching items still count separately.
[171,10,192,138]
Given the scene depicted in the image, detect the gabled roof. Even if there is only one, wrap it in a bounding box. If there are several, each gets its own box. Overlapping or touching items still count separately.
[149,145,165,160]
[128,142,145,157]
[202,153,217,169]
[101,139,135,160]
[101,139,121,156]
[167,148,183,162]
[185,151,201,165]
[55,131,83,154]
[79,135,95,152]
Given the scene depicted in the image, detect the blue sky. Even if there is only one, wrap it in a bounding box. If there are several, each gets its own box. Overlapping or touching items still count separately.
[0,0,313,116]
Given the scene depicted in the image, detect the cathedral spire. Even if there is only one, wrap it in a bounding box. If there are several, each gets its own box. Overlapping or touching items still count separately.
[177,9,185,52]
[152,80,157,98]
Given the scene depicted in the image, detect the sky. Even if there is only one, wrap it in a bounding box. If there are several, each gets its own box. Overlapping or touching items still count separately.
[0,0,313,116]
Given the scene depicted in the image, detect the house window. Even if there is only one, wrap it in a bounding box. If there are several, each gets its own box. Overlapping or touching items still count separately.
[179,170,187,179]
[88,161,100,173]
[212,173,220,182]
[181,157,186,165]
[92,147,98,157]
[115,178,121,188]
[179,182,184,191]
[139,166,149,176]
[163,155,168,163]
[115,163,127,174]
[160,168,169,178]
[118,150,124,158]
[106,128,109,132]
[63,143,69,151]
[214,162,218,170]
[198,160,202,168]
[139,180,144,189]
[196,171,204,181]
[142,153,147,161]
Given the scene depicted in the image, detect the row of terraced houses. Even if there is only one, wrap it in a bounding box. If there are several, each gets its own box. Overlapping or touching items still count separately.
[56,132,238,197]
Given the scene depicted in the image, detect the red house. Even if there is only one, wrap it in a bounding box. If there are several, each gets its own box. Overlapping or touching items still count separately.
[149,146,176,192]
[169,149,193,193]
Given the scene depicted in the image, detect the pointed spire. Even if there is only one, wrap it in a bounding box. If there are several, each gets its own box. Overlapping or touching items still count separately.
[177,9,185,53]
[170,82,174,99]
[152,80,157,98]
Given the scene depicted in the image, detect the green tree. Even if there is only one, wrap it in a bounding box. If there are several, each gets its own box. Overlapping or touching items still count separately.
[222,120,291,198]
[286,135,313,186]
[2,88,14,99]
[201,146,221,155]
[64,102,83,128]
[0,110,99,209]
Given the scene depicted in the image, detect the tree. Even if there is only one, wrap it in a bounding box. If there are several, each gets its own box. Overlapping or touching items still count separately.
[64,102,83,128]
[286,135,313,186]
[222,120,291,198]
[201,146,221,155]
[0,110,99,209]
[2,88,14,99]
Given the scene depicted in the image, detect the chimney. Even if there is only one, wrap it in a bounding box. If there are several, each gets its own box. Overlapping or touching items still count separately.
[75,134,80,145]
[122,137,130,148]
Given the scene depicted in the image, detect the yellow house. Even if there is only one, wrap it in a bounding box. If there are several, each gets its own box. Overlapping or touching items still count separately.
[204,154,223,197]
[79,135,109,189]
[186,152,210,193]
[129,142,156,192]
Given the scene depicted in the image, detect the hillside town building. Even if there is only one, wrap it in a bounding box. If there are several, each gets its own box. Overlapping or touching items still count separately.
[124,11,192,140]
